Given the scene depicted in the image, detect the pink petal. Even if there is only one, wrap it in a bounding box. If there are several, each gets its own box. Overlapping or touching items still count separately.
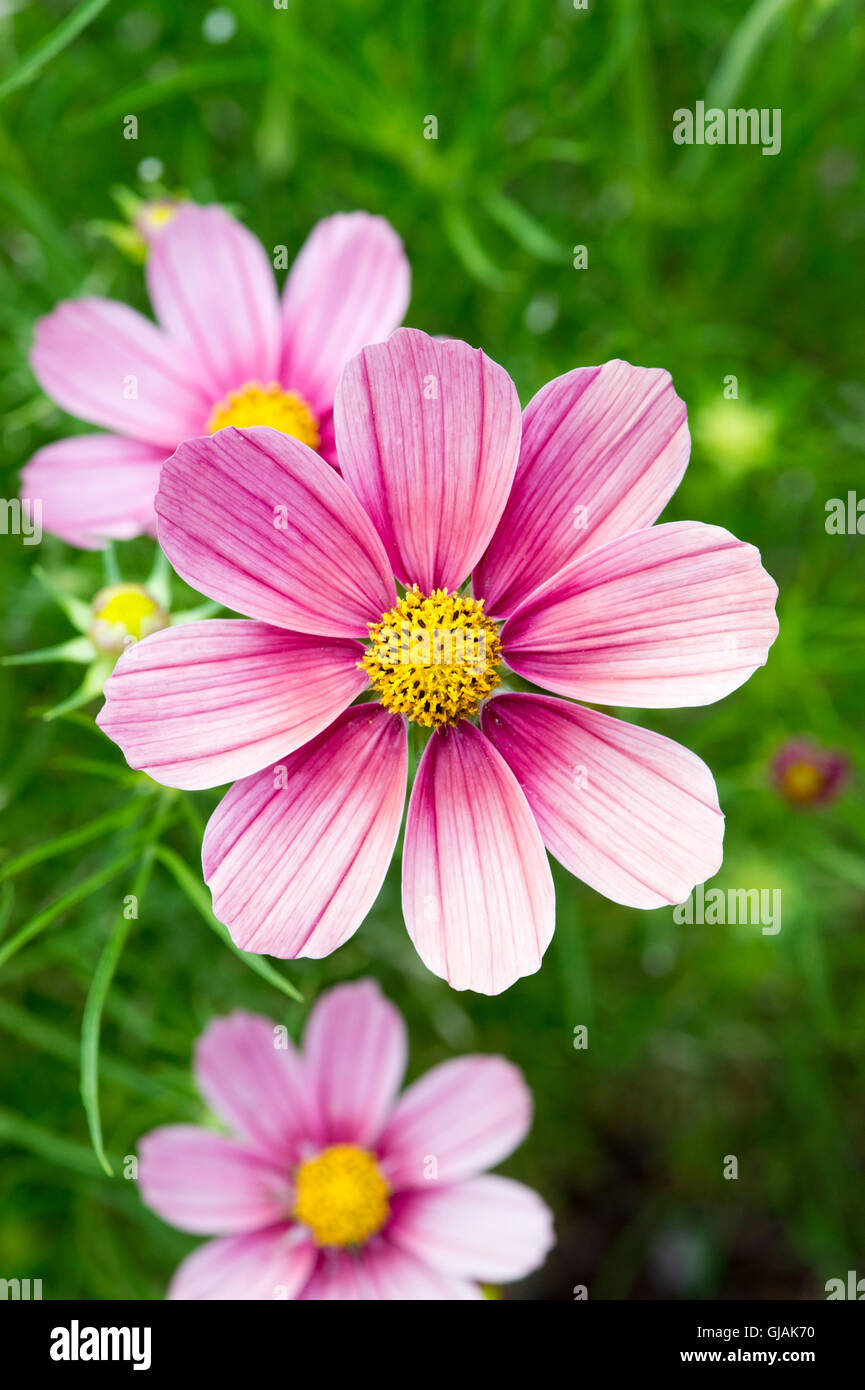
[202,705,408,959]
[503,520,779,707]
[378,1054,532,1189]
[482,693,724,909]
[96,620,366,791]
[147,203,281,399]
[168,1226,316,1300]
[476,361,690,616]
[335,328,522,592]
[20,433,164,548]
[138,1125,291,1235]
[298,1244,482,1300]
[156,425,396,636]
[302,980,406,1147]
[280,212,410,416]
[390,1175,554,1282]
[193,1011,318,1164]
[30,297,210,445]
[402,721,555,994]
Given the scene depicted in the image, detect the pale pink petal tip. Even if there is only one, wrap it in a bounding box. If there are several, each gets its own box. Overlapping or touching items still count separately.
[477,359,690,616]
[379,1053,533,1188]
[390,1175,555,1283]
[96,620,367,790]
[138,1125,291,1235]
[302,979,407,1147]
[483,693,724,909]
[192,1010,317,1164]
[202,705,408,961]
[281,211,411,414]
[147,202,282,398]
[402,721,555,994]
[30,297,209,446]
[503,520,779,708]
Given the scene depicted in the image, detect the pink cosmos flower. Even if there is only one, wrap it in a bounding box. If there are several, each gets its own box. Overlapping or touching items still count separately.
[138,980,554,1299]
[97,328,780,994]
[21,204,410,548]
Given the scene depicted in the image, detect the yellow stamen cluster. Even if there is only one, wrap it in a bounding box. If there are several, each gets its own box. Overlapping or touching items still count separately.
[89,584,169,656]
[363,585,502,728]
[206,381,320,449]
[294,1145,389,1249]
[780,760,826,804]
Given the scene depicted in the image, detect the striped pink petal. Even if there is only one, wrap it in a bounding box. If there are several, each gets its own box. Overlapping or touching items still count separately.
[390,1174,554,1282]
[168,1226,316,1300]
[280,212,410,416]
[30,297,210,445]
[302,980,407,1147]
[476,360,690,616]
[155,425,395,636]
[96,620,366,791]
[147,203,282,399]
[202,705,408,959]
[378,1054,532,1189]
[335,328,522,592]
[138,1125,291,1235]
[298,1244,482,1300]
[402,721,555,994]
[482,693,724,908]
[20,433,163,548]
[503,520,779,707]
[193,1012,318,1164]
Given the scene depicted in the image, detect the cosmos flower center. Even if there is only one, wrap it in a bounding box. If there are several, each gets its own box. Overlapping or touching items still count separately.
[206,381,320,449]
[89,584,169,655]
[780,759,826,804]
[363,585,502,728]
[293,1144,389,1248]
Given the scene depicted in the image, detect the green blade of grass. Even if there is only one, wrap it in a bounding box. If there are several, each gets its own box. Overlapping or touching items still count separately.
[80,792,176,1174]
[0,0,114,103]
[154,844,303,1003]
[0,849,139,970]
[0,794,151,884]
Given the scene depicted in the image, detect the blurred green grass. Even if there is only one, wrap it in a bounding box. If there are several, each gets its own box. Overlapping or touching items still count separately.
[0,0,864,1299]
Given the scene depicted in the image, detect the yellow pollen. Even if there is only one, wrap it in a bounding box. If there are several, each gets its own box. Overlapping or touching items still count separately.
[140,201,177,232]
[294,1145,389,1248]
[90,584,169,655]
[206,381,320,449]
[363,585,502,728]
[781,760,825,804]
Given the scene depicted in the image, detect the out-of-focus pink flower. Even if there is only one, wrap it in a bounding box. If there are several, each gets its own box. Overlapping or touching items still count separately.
[21,205,410,547]
[771,737,848,807]
[138,980,554,1300]
[97,329,780,993]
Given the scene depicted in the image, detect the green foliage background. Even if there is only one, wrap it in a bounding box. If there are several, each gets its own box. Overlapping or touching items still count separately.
[0,0,863,1299]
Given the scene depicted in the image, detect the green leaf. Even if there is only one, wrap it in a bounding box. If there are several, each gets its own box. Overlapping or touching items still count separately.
[0,0,114,103]
[0,794,150,884]
[0,849,139,970]
[80,792,176,1174]
[155,845,303,1003]
[481,189,567,263]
